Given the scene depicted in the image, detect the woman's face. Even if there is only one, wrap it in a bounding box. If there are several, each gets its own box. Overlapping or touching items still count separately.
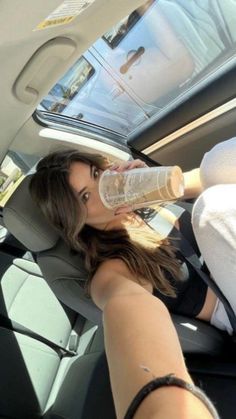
[69,161,117,229]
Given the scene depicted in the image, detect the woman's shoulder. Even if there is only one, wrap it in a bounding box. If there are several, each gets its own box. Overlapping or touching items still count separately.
[95,258,133,279]
[91,257,152,310]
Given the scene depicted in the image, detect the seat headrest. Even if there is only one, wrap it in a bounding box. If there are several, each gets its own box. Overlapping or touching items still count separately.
[3,175,59,252]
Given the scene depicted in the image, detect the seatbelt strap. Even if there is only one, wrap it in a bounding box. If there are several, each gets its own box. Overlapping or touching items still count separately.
[0,313,77,356]
[144,214,236,334]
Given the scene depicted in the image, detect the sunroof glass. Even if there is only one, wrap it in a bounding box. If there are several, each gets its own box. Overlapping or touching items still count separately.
[38,0,236,137]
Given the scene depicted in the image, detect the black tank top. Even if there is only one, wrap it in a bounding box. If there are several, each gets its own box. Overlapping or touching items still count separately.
[153,255,207,317]
[137,203,208,317]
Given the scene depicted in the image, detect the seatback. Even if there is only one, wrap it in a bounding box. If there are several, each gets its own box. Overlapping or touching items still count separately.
[3,175,226,356]
[3,175,102,325]
[0,253,102,418]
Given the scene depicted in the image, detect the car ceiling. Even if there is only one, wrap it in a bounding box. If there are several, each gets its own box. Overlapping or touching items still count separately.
[1,1,236,170]
[0,0,144,163]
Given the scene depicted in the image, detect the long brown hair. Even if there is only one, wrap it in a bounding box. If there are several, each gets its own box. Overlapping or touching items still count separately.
[29,149,181,297]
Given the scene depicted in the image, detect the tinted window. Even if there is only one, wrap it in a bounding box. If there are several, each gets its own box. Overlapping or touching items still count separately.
[0,153,24,207]
[40,56,95,113]
[38,0,236,137]
[102,1,154,48]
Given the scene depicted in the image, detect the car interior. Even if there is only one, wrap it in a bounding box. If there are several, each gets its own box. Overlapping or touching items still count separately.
[0,1,236,418]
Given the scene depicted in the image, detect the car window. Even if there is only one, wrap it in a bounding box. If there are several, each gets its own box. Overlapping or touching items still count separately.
[37,0,236,138]
[0,151,38,207]
[102,3,145,49]
[40,56,95,114]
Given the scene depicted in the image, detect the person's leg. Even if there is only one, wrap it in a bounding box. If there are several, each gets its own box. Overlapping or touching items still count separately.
[192,184,236,333]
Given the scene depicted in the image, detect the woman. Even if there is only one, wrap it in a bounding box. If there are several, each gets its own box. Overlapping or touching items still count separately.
[29,148,221,418]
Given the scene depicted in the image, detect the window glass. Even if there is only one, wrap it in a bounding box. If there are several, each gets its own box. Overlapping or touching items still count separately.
[0,151,37,207]
[40,56,95,113]
[102,3,147,49]
[37,0,236,137]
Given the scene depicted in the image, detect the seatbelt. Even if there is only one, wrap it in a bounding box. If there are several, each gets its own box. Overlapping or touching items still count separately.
[144,214,236,334]
[0,312,77,356]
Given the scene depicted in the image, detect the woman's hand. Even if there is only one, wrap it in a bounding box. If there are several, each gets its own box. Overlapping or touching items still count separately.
[110,159,148,172]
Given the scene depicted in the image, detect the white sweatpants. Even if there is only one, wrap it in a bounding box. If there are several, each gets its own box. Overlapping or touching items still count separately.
[192,184,236,335]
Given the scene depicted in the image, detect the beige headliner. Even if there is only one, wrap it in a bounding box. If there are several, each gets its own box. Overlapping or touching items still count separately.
[0,0,144,162]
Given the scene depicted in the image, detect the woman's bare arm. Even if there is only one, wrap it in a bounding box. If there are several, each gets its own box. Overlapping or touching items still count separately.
[90,259,214,419]
[183,168,203,199]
